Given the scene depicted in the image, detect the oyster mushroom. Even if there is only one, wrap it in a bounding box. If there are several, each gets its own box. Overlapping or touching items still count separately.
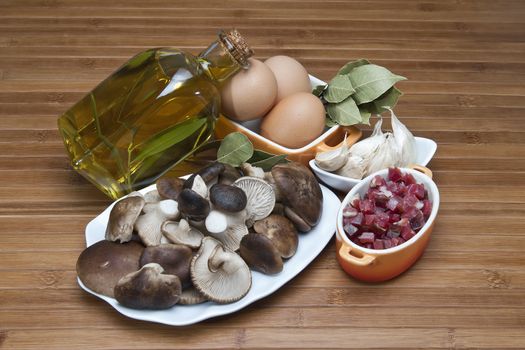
[209,183,247,212]
[253,214,298,258]
[183,174,208,199]
[143,190,162,203]
[161,218,204,249]
[240,163,265,178]
[179,286,208,305]
[218,164,241,185]
[156,177,184,200]
[114,263,181,310]
[269,162,323,232]
[239,233,283,275]
[135,199,180,246]
[197,162,225,184]
[177,189,210,221]
[139,243,193,287]
[205,210,249,251]
[76,240,144,298]
[204,177,275,250]
[105,195,145,243]
[191,237,251,303]
[233,176,275,226]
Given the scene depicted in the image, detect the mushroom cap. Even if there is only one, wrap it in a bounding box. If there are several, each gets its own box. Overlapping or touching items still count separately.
[139,243,193,287]
[239,233,283,275]
[114,263,181,310]
[208,222,249,252]
[233,176,275,226]
[135,199,180,247]
[284,206,311,232]
[191,237,251,303]
[143,189,162,203]
[270,162,323,229]
[218,164,241,185]
[156,177,184,200]
[253,214,298,258]
[197,162,226,184]
[178,189,210,221]
[76,240,144,297]
[210,184,247,212]
[161,219,204,249]
[105,195,145,243]
[179,286,208,305]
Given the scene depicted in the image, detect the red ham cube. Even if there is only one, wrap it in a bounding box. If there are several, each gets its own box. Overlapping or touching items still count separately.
[407,183,426,200]
[358,231,375,243]
[364,214,376,227]
[401,226,416,241]
[349,212,364,227]
[386,196,402,212]
[389,213,401,223]
[410,210,426,230]
[422,200,432,217]
[360,199,375,214]
[391,237,402,246]
[403,173,417,185]
[373,240,385,249]
[344,223,359,236]
[388,167,403,182]
[343,207,358,218]
[370,175,386,188]
[383,239,393,249]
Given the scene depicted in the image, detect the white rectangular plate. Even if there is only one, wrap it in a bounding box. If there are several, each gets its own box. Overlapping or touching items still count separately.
[78,183,341,326]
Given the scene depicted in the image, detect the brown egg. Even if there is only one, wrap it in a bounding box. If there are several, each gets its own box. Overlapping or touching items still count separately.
[260,92,326,149]
[221,58,277,121]
[264,56,311,102]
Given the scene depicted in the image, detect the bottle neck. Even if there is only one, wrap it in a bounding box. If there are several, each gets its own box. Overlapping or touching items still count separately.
[198,30,252,84]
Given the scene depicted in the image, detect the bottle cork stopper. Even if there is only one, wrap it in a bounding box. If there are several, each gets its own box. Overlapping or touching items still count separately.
[220,29,253,68]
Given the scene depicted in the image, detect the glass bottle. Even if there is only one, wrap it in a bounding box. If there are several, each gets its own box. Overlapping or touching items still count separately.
[58,29,252,199]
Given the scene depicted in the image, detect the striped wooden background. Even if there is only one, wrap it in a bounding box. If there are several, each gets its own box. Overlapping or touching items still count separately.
[1,0,524,348]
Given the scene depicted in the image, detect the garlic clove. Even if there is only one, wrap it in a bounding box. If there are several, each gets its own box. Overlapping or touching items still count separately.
[336,155,366,180]
[315,135,350,172]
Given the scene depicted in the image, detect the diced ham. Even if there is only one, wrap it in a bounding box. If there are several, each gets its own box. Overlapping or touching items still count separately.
[342,167,432,250]
[358,232,375,243]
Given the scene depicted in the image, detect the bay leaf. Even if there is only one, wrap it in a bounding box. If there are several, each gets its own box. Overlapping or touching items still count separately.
[312,84,327,97]
[326,96,363,126]
[365,86,403,115]
[359,105,372,125]
[249,150,288,171]
[325,116,338,127]
[131,117,207,166]
[336,58,371,76]
[217,132,254,167]
[349,64,406,105]
[324,75,355,103]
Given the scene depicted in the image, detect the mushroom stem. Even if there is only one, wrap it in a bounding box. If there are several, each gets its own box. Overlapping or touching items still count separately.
[208,245,240,274]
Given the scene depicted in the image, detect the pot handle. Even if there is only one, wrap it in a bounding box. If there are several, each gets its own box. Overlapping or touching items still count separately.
[408,164,433,179]
[338,241,375,267]
[315,126,361,153]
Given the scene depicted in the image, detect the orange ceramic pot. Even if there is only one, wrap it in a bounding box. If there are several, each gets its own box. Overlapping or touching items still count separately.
[335,166,440,282]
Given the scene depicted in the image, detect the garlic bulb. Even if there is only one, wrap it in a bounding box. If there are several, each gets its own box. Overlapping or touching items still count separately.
[388,108,416,166]
[364,133,401,175]
[315,110,419,180]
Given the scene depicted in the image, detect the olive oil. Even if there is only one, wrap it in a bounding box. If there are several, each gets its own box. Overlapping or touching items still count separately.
[58,30,252,199]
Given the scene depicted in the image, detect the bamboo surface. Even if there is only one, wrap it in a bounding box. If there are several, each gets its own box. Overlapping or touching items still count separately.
[1,0,525,349]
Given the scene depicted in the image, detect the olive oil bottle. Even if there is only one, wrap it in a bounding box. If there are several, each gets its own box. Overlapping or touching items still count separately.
[58,30,252,199]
